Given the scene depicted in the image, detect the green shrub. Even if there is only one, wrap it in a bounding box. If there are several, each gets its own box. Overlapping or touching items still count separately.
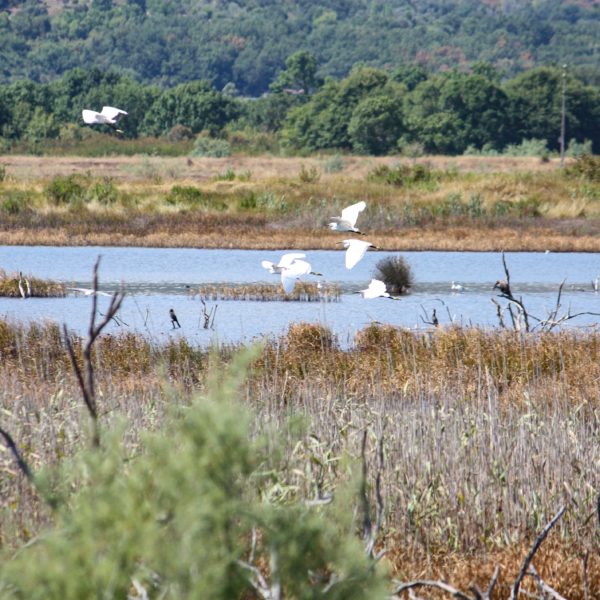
[85,177,119,205]
[299,163,320,183]
[166,185,205,206]
[503,138,549,158]
[214,168,236,181]
[367,163,435,186]
[191,135,231,158]
[566,139,593,159]
[565,154,600,182]
[322,154,345,173]
[1,191,30,215]
[0,164,6,183]
[45,174,86,205]
[0,350,387,599]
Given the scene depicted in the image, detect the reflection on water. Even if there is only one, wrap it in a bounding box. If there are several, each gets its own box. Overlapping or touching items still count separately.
[1,246,599,345]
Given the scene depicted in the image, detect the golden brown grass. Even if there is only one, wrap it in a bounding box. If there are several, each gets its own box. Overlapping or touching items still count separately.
[2,319,600,586]
[0,269,66,297]
[2,154,599,250]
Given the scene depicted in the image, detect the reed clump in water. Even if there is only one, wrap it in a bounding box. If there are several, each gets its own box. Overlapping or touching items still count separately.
[0,269,66,298]
[191,281,340,302]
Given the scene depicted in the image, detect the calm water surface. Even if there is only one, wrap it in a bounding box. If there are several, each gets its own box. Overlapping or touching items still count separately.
[1,246,599,345]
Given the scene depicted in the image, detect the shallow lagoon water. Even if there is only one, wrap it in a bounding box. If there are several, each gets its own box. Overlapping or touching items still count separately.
[1,246,599,345]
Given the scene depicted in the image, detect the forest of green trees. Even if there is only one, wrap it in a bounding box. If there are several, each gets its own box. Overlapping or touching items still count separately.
[1,0,599,156]
[1,0,599,94]
[1,56,598,156]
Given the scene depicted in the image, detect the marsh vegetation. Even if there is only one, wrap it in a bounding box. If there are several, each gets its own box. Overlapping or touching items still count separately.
[1,154,600,251]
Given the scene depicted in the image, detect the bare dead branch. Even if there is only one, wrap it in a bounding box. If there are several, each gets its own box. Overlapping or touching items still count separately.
[485,565,500,599]
[360,430,372,546]
[527,563,568,600]
[365,431,385,558]
[491,299,506,329]
[510,505,566,600]
[392,579,473,599]
[0,426,33,482]
[62,256,125,448]
[583,551,589,600]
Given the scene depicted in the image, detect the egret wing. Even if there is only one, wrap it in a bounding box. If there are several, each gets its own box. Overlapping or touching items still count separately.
[277,252,306,268]
[261,260,277,273]
[340,201,366,228]
[101,106,128,121]
[82,110,102,124]
[281,270,298,294]
[344,240,370,269]
[365,279,387,298]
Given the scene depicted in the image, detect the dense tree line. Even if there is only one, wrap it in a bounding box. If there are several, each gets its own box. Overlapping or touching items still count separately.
[0,59,599,155]
[0,0,599,96]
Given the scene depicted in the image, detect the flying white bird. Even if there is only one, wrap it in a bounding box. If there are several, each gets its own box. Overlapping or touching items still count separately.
[261,252,307,274]
[341,239,377,269]
[451,281,466,292]
[82,106,128,133]
[280,259,322,294]
[67,287,111,297]
[329,201,366,234]
[356,279,392,299]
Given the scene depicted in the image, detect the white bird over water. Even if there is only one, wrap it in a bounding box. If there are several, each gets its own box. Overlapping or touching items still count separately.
[329,200,366,234]
[341,239,377,269]
[280,259,322,294]
[451,281,466,292]
[82,106,128,133]
[68,287,111,297]
[261,252,306,274]
[357,279,392,299]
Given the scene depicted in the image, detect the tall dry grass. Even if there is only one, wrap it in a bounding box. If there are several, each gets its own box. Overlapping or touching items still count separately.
[1,319,600,594]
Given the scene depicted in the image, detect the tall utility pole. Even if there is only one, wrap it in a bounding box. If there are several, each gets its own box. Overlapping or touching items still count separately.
[559,64,567,168]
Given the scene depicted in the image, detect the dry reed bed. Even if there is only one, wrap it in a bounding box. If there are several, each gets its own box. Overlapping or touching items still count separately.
[0,269,66,298]
[192,281,340,301]
[1,321,600,591]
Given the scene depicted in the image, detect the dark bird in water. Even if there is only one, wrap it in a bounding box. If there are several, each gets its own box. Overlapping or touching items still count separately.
[493,279,512,297]
[169,308,181,329]
[431,308,439,327]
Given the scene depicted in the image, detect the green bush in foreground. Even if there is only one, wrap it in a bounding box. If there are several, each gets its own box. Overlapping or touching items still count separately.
[0,349,386,599]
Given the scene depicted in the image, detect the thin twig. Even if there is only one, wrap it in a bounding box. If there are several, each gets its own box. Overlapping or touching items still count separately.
[510,505,566,600]
[62,256,125,447]
[0,427,33,482]
[392,579,473,599]
[527,563,568,600]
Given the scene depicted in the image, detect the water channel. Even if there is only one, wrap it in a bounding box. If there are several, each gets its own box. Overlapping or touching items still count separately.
[1,246,599,346]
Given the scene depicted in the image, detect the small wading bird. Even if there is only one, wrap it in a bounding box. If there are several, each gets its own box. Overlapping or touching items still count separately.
[169,308,181,329]
[451,281,466,292]
[261,252,307,275]
[593,275,599,292]
[81,106,128,133]
[356,279,393,300]
[329,201,367,234]
[341,239,378,270]
[67,287,111,297]
[281,259,322,294]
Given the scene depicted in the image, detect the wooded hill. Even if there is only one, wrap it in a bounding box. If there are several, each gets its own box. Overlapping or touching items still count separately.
[1,0,599,95]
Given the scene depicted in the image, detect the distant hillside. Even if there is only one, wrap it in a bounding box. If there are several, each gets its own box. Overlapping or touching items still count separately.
[0,0,598,94]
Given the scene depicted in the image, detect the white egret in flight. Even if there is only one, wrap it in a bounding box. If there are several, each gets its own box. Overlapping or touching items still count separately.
[82,106,128,133]
[356,279,392,299]
[261,252,306,274]
[341,239,377,270]
[329,201,366,234]
[280,259,322,294]
[67,287,111,297]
